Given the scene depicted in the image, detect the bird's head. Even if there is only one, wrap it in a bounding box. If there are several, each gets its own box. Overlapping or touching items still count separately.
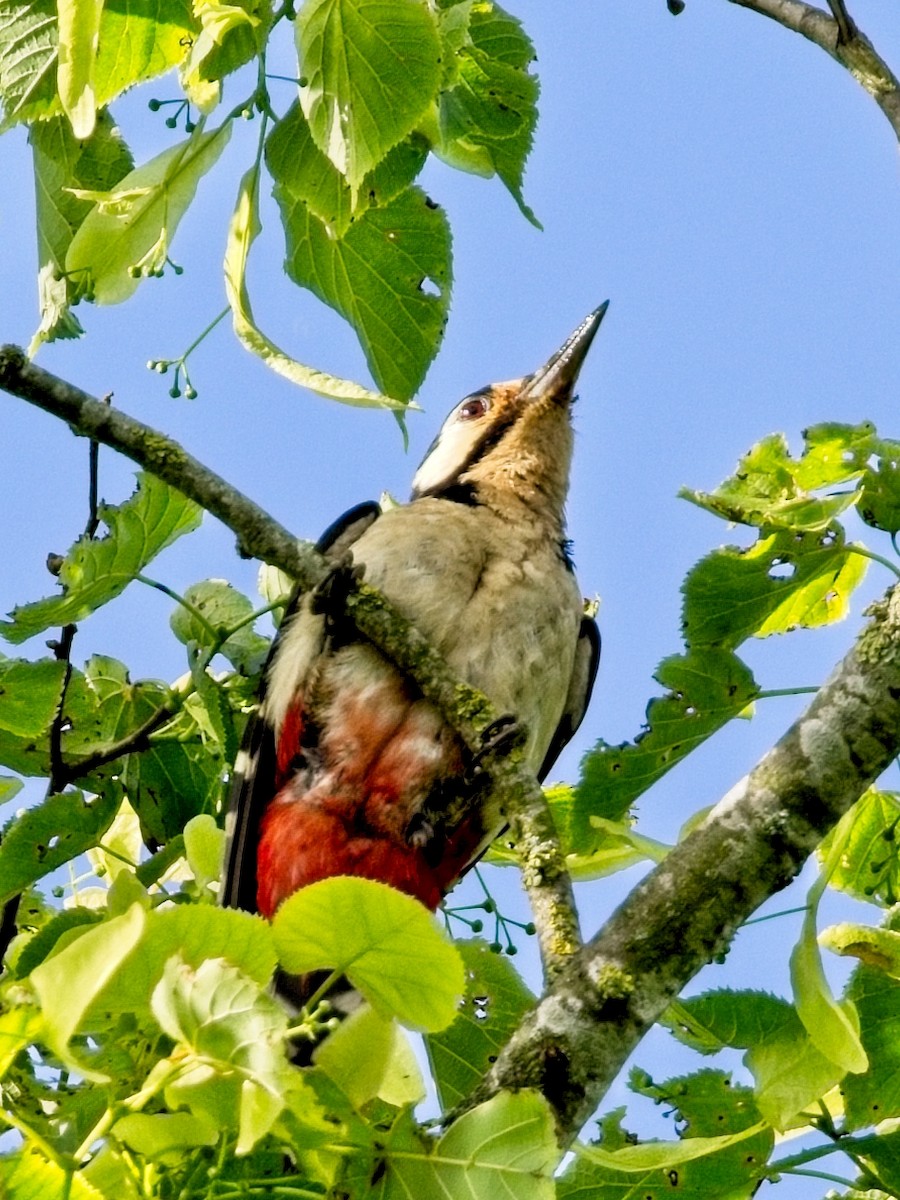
[411,303,608,529]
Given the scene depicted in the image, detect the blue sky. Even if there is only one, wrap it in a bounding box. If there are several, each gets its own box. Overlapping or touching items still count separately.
[2,0,899,1165]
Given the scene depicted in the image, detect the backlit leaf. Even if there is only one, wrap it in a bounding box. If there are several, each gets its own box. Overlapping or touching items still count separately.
[66,121,231,304]
[574,649,757,841]
[426,938,534,1110]
[296,0,441,189]
[682,528,868,650]
[224,165,408,408]
[273,876,464,1031]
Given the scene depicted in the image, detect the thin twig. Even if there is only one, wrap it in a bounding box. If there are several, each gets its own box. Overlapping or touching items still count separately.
[728,0,900,141]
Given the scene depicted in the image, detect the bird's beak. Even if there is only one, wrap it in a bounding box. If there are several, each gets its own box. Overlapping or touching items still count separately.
[519,300,609,404]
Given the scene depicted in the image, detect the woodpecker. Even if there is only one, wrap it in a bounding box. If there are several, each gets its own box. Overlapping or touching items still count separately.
[222,305,606,929]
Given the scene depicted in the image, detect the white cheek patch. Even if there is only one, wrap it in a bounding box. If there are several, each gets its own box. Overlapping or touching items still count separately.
[411,416,485,496]
[411,380,523,498]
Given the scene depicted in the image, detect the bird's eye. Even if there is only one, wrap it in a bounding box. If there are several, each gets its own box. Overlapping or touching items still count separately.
[458,395,490,421]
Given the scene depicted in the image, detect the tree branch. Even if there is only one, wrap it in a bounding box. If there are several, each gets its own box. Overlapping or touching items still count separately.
[466,585,900,1141]
[0,346,580,980]
[729,0,900,141]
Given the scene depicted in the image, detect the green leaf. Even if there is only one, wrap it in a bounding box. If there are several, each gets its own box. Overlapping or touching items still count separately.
[65,121,231,304]
[747,1032,843,1132]
[425,938,534,1110]
[818,788,900,906]
[575,1123,768,1172]
[382,1090,556,1200]
[274,154,451,399]
[272,876,464,1031]
[183,812,225,891]
[224,165,409,408]
[0,0,60,130]
[56,0,103,137]
[0,1149,104,1200]
[663,992,843,1130]
[93,0,195,107]
[682,528,868,650]
[0,774,23,804]
[790,811,869,1080]
[29,111,133,353]
[859,447,900,534]
[181,0,271,91]
[0,1006,43,1077]
[0,785,120,904]
[821,922,900,979]
[170,579,269,674]
[561,1071,772,1198]
[30,901,147,1079]
[682,422,900,538]
[314,1003,425,1109]
[574,649,758,840]
[13,906,101,977]
[113,1111,219,1162]
[664,990,797,1053]
[266,101,428,240]
[430,1,539,225]
[151,956,313,1153]
[1,473,202,643]
[843,962,900,1129]
[124,734,225,845]
[79,904,276,1024]
[0,657,66,736]
[296,0,441,190]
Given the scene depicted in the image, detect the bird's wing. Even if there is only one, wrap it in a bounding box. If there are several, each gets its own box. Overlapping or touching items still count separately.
[220,501,381,911]
[537,615,600,783]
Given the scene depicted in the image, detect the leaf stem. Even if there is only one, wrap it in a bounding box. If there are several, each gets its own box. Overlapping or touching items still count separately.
[755,687,819,699]
[776,1167,856,1186]
[742,904,808,926]
[846,542,900,580]
[136,574,219,642]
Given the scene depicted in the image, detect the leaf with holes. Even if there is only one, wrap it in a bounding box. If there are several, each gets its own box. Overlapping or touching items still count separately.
[266,100,428,240]
[225,165,408,408]
[277,177,451,400]
[1,474,202,643]
[817,789,900,907]
[573,648,757,843]
[426,938,534,1110]
[682,527,868,650]
[429,0,539,225]
[0,785,120,904]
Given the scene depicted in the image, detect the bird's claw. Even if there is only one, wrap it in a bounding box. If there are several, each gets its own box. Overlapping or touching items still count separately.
[471,714,526,773]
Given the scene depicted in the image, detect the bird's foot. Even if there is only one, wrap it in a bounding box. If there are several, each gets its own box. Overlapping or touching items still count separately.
[471,714,526,774]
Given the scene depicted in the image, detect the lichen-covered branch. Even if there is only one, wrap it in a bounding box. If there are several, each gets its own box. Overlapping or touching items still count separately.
[467,586,900,1142]
[728,0,900,141]
[0,346,580,979]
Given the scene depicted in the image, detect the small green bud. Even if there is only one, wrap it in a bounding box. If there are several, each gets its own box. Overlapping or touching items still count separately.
[165,116,177,129]
[148,98,162,111]
[169,385,181,398]
[184,385,198,399]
